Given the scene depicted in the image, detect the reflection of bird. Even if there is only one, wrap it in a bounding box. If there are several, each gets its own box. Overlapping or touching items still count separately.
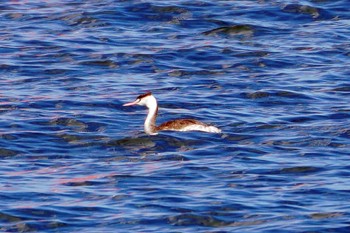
[123,92,221,135]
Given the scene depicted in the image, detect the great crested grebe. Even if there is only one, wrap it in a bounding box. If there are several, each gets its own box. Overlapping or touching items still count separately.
[123,92,221,135]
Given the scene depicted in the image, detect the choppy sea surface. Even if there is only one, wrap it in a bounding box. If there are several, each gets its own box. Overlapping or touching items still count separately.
[1,1,350,232]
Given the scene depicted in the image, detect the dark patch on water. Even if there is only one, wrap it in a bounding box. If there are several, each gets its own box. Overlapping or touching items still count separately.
[202,25,254,37]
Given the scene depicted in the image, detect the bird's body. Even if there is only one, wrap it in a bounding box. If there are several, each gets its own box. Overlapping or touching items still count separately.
[123,92,221,135]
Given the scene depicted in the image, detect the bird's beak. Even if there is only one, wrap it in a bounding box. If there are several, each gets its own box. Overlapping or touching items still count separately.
[123,99,139,106]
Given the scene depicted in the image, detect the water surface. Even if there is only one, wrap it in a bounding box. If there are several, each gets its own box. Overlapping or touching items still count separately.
[1,1,350,232]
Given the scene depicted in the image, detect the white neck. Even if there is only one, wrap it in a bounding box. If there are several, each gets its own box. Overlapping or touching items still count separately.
[143,96,158,135]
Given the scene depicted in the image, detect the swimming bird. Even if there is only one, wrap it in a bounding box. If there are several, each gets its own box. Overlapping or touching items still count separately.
[123,92,221,135]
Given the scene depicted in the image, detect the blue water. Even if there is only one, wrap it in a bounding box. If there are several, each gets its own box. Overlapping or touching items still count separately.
[1,1,350,232]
